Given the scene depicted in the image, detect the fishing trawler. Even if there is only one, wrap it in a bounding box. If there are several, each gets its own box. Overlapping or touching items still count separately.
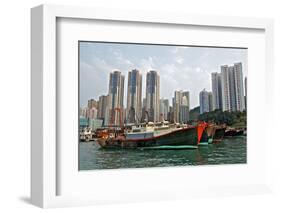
[97,121,207,149]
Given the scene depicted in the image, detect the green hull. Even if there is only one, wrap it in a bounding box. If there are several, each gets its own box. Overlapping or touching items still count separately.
[98,127,199,149]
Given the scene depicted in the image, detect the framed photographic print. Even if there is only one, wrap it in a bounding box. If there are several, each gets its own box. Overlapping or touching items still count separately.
[31,4,274,208]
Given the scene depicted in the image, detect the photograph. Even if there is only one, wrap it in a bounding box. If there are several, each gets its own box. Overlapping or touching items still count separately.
[78,41,247,170]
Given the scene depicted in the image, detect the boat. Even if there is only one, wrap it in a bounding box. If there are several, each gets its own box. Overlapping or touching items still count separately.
[199,123,226,145]
[224,127,244,137]
[199,123,216,145]
[80,127,94,142]
[97,121,207,149]
[212,125,226,143]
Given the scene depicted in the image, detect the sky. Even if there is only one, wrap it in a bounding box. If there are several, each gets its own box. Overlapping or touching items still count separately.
[79,42,247,109]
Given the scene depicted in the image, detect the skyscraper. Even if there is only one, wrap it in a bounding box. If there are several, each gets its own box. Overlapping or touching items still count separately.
[180,92,190,123]
[221,63,245,112]
[87,99,98,109]
[221,65,231,111]
[108,70,125,125]
[160,98,169,121]
[199,89,210,114]
[208,92,214,112]
[173,90,190,123]
[233,63,245,111]
[173,90,182,123]
[228,65,237,111]
[127,69,142,123]
[145,70,160,122]
[211,72,223,110]
[97,95,109,125]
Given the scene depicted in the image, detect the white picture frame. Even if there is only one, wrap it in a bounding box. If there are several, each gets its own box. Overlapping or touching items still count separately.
[31,4,274,208]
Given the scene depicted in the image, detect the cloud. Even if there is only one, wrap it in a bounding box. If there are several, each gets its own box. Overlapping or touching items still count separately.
[80,42,247,109]
[175,57,184,64]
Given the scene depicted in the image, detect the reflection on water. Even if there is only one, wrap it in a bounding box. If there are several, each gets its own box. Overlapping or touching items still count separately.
[79,136,246,170]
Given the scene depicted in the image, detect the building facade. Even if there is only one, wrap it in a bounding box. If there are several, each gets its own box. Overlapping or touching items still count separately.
[160,98,169,121]
[87,99,98,109]
[173,90,190,123]
[97,95,109,125]
[126,69,142,123]
[145,70,160,122]
[199,89,210,114]
[211,72,223,110]
[208,92,214,112]
[233,63,245,111]
[221,63,245,112]
[108,70,125,125]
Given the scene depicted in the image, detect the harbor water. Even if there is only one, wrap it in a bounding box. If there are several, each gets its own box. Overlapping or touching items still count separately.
[79,136,246,170]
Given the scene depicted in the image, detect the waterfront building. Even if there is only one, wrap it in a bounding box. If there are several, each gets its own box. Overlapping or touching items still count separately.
[108,70,125,125]
[127,69,142,123]
[173,90,190,123]
[88,118,103,130]
[97,95,108,119]
[80,107,88,118]
[233,63,245,111]
[160,98,169,121]
[87,107,98,119]
[79,116,88,129]
[167,106,174,122]
[221,63,245,112]
[87,99,98,109]
[173,91,182,123]
[208,92,214,112]
[145,70,160,122]
[141,97,147,122]
[199,89,210,114]
[221,65,231,111]
[180,94,190,123]
[211,72,223,110]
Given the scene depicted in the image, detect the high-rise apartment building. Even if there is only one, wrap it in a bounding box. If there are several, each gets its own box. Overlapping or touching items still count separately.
[160,98,169,121]
[199,89,210,114]
[208,92,214,112]
[108,70,125,125]
[233,63,245,111]
[211,72,223,110]
[221,65,231,111]
[145,70,160,122]
[97,95,109,125]
[87,99,98,109]
[173,90,190,123]
[127,69,142,123]
[221,63,245,112]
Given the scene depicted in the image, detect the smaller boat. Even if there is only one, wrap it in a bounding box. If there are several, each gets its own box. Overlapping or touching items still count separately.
[224,127,244,137]
[212,125,226,143]
[199,123,226,145]
[80,127,94,142]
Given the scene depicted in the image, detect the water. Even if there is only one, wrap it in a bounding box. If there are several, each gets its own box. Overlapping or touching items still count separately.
[79,136,246,170]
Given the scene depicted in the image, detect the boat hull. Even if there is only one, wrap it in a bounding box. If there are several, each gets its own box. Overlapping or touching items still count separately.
[213,127,226,143]
[224,129,244,137]
[97,126,199,149]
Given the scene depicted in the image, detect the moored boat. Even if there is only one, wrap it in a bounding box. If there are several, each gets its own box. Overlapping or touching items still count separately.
[97,121,206,149]
[224,127,244,137]
[199,123,226,145]
[212,125,226,143]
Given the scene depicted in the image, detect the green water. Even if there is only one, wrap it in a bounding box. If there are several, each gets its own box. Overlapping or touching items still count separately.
[79,136,246,170]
